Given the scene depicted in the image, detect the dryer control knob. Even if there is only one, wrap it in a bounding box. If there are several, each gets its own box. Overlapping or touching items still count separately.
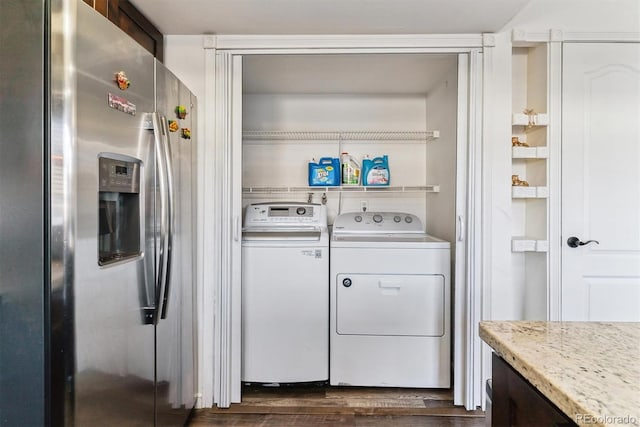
[405,216,413,223]
[354,215,363,223]
[393,215,401,223]
[296,207,306,215]
[342,278,352,287]
[373,214,383,223]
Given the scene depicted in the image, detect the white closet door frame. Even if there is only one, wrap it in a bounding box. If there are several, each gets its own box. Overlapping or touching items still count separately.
[199,42,216,409]
[212,45,485,411]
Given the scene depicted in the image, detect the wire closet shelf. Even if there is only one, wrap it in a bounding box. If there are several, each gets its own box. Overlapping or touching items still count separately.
[242,130,440,141]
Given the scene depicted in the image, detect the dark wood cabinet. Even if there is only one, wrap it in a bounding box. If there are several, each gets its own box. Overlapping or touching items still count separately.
[491,354,577,427]
[81,0,163,62]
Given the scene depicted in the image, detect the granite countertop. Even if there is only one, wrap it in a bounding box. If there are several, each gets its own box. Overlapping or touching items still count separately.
[480,321,640,427]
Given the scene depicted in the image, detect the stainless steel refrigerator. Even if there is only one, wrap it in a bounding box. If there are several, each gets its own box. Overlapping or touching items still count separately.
[0,0,197,425]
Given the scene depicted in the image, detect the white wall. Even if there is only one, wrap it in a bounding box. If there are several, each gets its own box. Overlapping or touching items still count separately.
[242,93,431,225]
[482,31,516,320]
[164,36,207,100]
[425,65,458,243]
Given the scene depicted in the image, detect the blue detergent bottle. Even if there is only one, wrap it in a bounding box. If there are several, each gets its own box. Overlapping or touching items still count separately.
[308,157,340,186]
[362,155,390,186]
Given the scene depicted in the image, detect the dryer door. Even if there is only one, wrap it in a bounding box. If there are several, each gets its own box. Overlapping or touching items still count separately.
[336,274,445,337]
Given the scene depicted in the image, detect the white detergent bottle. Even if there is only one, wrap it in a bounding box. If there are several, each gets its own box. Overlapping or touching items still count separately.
[341,152,360,185]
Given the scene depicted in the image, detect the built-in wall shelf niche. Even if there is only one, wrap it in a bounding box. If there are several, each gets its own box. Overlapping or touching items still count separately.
[510,39,550,320]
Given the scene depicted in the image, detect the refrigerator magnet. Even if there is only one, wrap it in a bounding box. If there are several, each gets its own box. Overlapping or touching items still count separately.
[115,71,130,90]
[168,120,179,132]
[176,105,188,119]
[181,128,191,139]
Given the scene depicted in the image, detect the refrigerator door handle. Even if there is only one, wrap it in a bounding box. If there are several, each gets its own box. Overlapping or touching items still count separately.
[152,112,170,323]
[159,115,175,320]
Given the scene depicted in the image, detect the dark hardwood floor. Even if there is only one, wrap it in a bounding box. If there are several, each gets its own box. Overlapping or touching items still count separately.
[189,384,485,426]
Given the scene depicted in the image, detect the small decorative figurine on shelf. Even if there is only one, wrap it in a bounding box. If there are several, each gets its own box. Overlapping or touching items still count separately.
[176,105,188,119]
[512,174,530,186]
[512,136,529,147]
[115,71,130,90]
[168,120,179,132]
[523,108,535,129]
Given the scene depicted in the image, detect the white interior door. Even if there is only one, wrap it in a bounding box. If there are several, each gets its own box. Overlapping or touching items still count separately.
[561,42,640,321]
[213,52,243,407]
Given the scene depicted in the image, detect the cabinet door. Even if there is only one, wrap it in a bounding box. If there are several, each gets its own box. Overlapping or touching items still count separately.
[81,0,164,61]
[561,42,640,321]
[491,354,576,427]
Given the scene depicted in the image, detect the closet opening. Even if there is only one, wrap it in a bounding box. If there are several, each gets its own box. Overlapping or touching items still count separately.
[234,52,470,411]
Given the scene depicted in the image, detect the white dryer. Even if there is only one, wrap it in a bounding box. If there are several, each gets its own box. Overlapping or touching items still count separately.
[242,202,329,383]
[330,211,451,388]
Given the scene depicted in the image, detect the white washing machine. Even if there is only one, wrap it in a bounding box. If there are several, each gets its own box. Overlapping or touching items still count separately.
[330,211,451,388]
[242,202,329,383]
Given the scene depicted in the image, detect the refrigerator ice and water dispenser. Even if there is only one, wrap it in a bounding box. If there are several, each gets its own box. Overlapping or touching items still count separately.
[98,155,141,265]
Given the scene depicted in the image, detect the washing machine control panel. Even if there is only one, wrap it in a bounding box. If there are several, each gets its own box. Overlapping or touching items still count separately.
[333,212,423,233]
[244,203,327,227]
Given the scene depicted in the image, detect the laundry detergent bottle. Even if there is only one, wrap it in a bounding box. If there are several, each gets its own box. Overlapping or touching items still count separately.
[341,152,360,185]
[362,155,390,186]
[308,157,340,186]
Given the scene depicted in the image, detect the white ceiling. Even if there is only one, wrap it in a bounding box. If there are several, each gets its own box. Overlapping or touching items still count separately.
[128,0,530,35]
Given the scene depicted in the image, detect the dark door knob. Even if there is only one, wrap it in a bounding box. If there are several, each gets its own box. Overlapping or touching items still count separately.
[567,236,600,248]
